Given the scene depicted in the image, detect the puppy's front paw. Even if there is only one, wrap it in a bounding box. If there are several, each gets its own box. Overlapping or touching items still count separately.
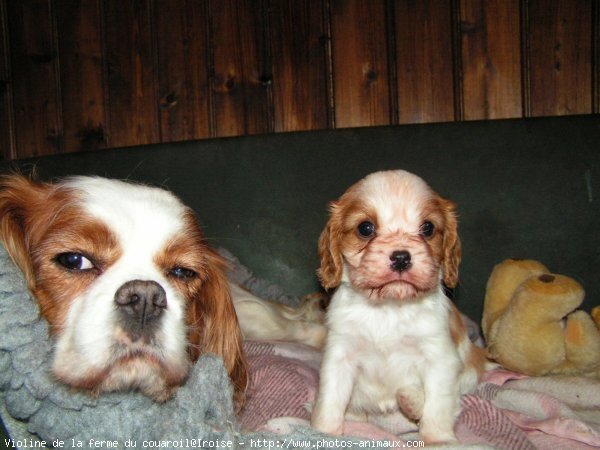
[419,422,458,445]
[311,407,344,435]
[396,387,424,422]
[311,419,344,436]
[422,433,458,446]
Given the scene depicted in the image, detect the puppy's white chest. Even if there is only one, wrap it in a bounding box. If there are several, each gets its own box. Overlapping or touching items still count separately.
[328,285,445,345]
[352,338,426,413]
[327,285,452,414]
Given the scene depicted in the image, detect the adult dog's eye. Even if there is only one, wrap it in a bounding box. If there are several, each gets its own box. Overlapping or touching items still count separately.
[420,221,435,238]
[170,267,197,280]
[357,221,376,238]
[55,252,95,271]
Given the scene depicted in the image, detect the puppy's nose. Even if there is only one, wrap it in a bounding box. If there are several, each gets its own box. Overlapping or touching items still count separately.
[390,250,412,272]
[115,280,167,339]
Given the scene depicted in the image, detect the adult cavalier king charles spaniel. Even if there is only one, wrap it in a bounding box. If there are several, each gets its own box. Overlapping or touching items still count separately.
[0,175,325,405]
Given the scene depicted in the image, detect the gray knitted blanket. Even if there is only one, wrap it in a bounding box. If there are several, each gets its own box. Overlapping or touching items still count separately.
[1,246,492,450]
[0,246,322,449]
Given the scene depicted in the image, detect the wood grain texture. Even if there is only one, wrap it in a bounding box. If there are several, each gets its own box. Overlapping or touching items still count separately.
[56,0,106,153]
[331,0,391,128]
[103,0,158,147]
[0,0,15,159]
[0,0,598,159]
[460,0,522,120]
[7,0,63,158]
[154,0,210,142]
[269,0,330,132]
[526,0,592,116]
[209,0,272,137]
[395,0,455,124]
[595,0,600,113]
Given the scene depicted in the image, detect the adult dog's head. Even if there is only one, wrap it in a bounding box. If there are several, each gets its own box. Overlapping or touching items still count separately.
[0,175,247,403]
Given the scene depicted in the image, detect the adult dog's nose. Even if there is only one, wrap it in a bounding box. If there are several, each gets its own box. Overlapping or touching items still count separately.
[115,280,167,340]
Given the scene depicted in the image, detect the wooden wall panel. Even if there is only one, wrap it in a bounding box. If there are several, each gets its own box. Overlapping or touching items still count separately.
[209,0,272,137]
[460,0,522,120]
[269,0,330,132]
[154,0,210,142]
[56,0,106,153]
[330,0,391,128]
[394,0,455,124]
[0,0,598,159]
[103,0,158,148]
[595,0,600,113]
[8,0,62,158]
[0,0,15,159]
[526,0,593,116]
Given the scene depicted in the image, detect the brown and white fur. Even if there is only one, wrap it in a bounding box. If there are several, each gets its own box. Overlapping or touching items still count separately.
[311,170,486,444]
[0,175,325,404]
[233,285,327,349]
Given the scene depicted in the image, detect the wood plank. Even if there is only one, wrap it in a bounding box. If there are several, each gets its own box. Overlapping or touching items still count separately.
[526,0,593,116]
[154,0,211,142]
[595,0,600,113]
[460,0,522,120]
[269,0,330,132]
[7,0,63,158]
[103,0,158,147]
[394,0,455,124]
[209,0,272,137]
[0,0,15,159]
[330,0,391,128]
[56,0,106,153]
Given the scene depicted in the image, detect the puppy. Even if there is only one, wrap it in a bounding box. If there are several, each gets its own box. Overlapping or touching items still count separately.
[0,175,248,403]
[311,170,487,444]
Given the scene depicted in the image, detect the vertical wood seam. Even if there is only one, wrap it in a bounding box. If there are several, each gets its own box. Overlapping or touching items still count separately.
[49,0,64,153]
[0,0,16,159]
[520,0,531,117]
[324,0,335,129]
[184,0,191,136]
[593,0,599,113]
[98,0,110,148]
[147,0,162,143]
[206,0,217,138]
[233,3,248,135]
[385,0,399,125]
[182,0,195,138]
[262,0,275,133]
[450,0,464,121]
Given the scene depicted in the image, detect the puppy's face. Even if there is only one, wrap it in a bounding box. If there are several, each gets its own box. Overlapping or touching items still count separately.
[318,170,461,301]
[0,176,246,403]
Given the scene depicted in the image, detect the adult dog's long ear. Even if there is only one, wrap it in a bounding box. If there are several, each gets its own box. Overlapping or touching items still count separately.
[186,246,248,406]
[441,199,462,289]
[317,202,345,290]
[0,175,51,287]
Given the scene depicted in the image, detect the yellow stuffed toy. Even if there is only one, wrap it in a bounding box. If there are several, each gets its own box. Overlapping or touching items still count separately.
[482,258,600,377]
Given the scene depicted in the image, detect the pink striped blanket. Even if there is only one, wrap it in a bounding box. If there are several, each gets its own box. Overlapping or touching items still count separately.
[240,340,600,449]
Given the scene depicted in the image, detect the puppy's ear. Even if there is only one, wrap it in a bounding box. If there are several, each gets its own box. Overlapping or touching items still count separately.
[441,200,461,288]
[0,175,48,287]
[186,247,248,406]
[317,202,344,290]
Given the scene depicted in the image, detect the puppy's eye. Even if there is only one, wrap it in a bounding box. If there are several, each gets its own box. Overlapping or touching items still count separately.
[357,221,376,238]
[55,252,95,271]
[169,267,197,280]
[420,221,435,238]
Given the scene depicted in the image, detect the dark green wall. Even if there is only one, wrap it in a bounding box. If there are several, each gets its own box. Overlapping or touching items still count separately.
[2,115,599,321]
